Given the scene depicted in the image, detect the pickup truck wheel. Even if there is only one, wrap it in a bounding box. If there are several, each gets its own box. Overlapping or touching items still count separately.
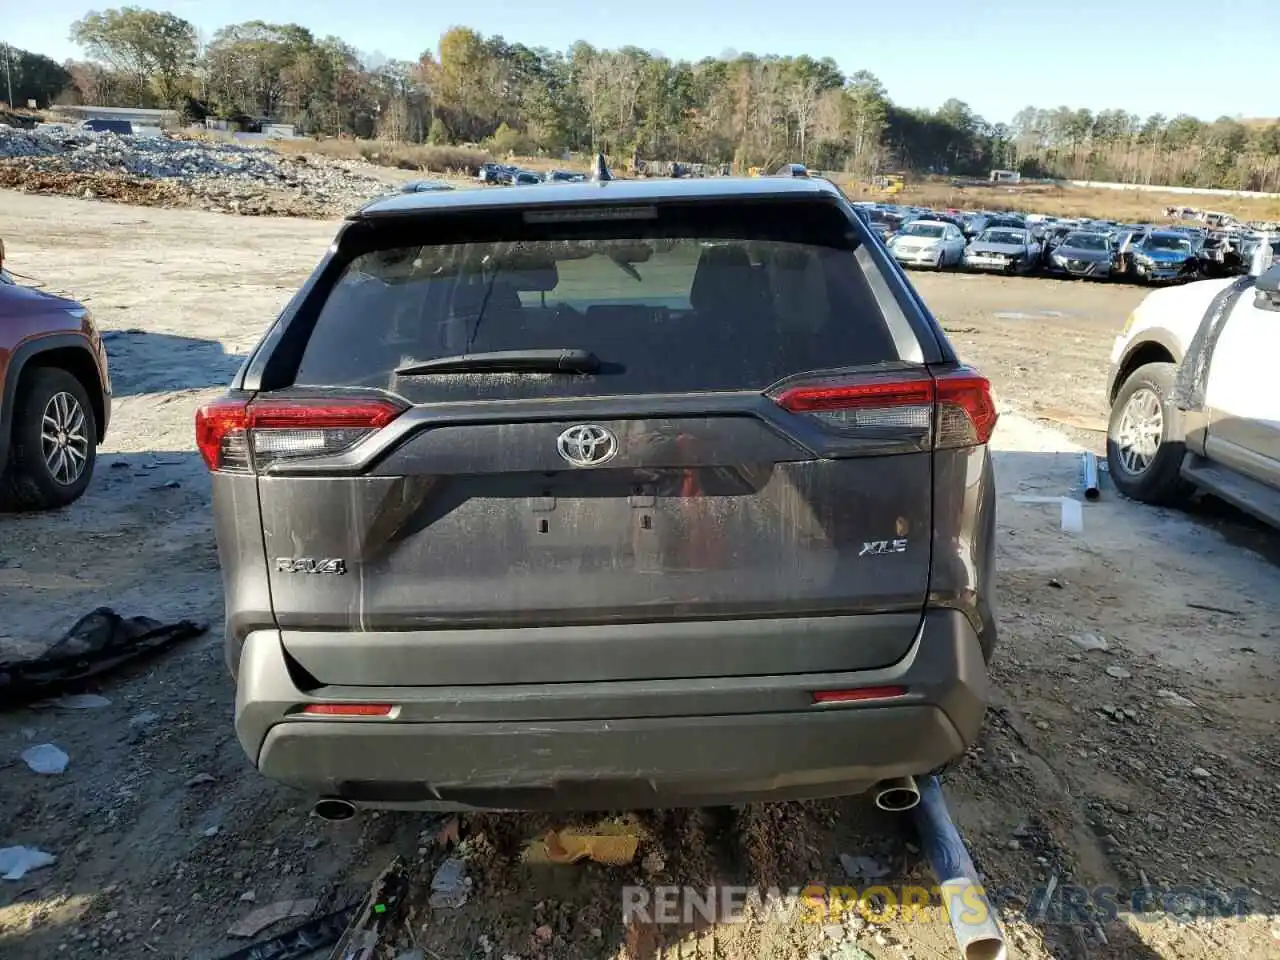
[0,368,98,511]
[1106,362,1191,506]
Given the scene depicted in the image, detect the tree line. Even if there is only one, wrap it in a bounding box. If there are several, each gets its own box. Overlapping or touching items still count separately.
[4,7,1279,191]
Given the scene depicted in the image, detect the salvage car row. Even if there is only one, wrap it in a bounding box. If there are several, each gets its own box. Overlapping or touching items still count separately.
[855,202,1280,285]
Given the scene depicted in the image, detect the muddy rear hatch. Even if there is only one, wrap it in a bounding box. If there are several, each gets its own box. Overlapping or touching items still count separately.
[200,197,993,686]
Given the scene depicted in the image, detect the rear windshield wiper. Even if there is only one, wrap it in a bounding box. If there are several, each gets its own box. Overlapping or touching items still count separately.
[394,349,601,376]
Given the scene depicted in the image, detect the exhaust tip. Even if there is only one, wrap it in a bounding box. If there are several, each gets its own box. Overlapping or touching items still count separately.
[312,797,356,822]
[873,776,921,812]
[963,937,1007,960]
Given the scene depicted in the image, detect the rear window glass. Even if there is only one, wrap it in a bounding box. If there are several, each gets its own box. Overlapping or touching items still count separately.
[294,226,902,400]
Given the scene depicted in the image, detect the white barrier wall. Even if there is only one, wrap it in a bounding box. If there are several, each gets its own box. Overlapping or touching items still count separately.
[1068,180,1280,200]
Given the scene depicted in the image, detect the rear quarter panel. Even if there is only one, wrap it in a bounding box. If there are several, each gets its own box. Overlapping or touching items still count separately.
[214,472,275,676]
[929,445,997,661]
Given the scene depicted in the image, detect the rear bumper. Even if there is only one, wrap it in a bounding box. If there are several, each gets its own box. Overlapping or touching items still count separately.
[234,609,990,811]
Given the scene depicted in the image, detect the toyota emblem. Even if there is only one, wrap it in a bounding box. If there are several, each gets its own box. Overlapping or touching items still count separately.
[556,424,618,467]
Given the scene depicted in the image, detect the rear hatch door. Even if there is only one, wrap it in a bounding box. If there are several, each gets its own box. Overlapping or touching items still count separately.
[250,197,942,685]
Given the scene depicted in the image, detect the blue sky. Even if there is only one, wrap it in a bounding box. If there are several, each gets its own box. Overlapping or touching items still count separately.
[6,0,1277,123]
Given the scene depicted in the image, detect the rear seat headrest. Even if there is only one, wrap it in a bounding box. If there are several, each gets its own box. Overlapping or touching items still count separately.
[690,244,758,313]
[495,264,559,292]
[766,246,829,333]
[490,250,560,292]
[695,244,752,270]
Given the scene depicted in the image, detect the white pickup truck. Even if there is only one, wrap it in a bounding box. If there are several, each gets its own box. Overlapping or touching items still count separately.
[1106,258,1280,528]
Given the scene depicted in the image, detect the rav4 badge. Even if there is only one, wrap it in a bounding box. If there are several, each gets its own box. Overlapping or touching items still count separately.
[859,539,908,557]
[275,558,347,575]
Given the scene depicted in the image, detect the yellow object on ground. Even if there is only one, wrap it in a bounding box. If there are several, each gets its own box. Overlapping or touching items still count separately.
[522,821,643,866]
[875,174,905,195]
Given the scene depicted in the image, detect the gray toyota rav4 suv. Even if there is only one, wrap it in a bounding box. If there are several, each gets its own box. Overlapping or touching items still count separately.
[200,176,998,813]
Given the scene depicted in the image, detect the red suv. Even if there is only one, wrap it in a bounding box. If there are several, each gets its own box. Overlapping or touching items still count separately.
[0,270,111,510]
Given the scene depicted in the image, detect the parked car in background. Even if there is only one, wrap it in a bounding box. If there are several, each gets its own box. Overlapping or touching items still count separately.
[864,207,905,242]
[512,171,543,185]
[887,219,967,269]
[544,170,587,183]
[1047,231,1116,279]
[1129,231,1199,283]
[0,275,111,510]
[82,118,134,135]
[1239,235,1280,268]
[908,211,965,231]
[964,227,1040,274]
[1025,215,1059,240]
[984,214,1027,231]
[961,214,990,239]
[1106,261,1280,529]
[1196,233,1243,278]
[399,180,455,193]
[1041,224,1076,260]
[200,176,999,813]
[1113,226,1149,248]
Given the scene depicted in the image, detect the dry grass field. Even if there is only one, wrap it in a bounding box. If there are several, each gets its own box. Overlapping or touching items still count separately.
[844,179,1280,223]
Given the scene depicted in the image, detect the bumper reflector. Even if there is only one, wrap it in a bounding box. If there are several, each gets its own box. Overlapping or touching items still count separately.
[812,686,907,704]
[299,703,395,717]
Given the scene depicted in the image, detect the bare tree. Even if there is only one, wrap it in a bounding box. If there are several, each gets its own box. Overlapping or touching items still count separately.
[787,75,820,162]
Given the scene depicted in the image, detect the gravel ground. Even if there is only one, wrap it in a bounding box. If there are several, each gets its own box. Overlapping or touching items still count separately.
[0,127,408,217]
[1,191,1279,960]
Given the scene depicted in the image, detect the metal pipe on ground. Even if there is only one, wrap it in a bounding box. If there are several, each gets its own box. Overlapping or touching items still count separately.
[1082,451,1100,501]
[911,775,1008,960]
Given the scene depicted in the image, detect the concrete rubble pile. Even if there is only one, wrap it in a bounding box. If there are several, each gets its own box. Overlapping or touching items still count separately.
[0,126,391,217]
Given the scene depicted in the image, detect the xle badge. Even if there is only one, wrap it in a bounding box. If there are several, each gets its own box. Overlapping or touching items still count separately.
[275,558,347,575]
[859,539,908,557]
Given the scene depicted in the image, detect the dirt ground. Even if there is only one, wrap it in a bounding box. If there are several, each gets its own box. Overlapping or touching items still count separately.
[2,190,1279,960]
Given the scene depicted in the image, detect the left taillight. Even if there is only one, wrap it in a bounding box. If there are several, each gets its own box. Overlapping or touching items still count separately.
[194,398,404,473]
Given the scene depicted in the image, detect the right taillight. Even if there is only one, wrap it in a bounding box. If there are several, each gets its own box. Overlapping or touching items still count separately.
[194,397,404,473]
[934,368,998,448]
[771,367,996,450]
